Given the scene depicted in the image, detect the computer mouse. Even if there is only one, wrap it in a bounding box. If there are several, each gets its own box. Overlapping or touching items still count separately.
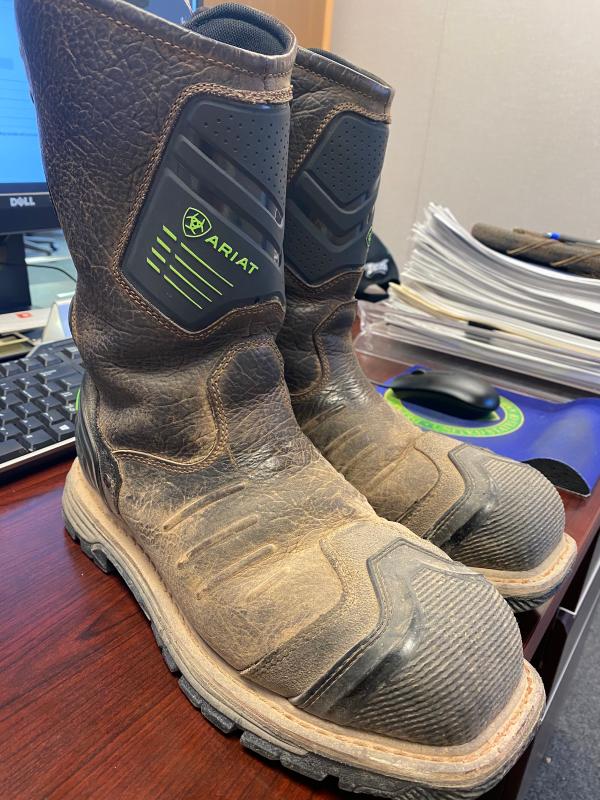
[388,369,500,419]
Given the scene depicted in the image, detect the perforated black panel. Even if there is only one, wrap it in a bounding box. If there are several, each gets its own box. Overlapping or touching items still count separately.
[284,112,389,285]
[121,96,289,331]
[283,209,333,278]
[187,100,288,221]
[311,114,388,205]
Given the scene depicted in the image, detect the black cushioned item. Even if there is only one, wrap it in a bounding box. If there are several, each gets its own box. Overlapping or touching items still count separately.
[122,97,288,331]
[185,3,286,55]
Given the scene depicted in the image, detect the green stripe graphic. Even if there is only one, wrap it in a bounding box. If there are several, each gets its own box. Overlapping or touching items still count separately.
[151,246,166,264]
[157,236,171,254]
[174,253,221,295]
[164,274,203,310]
[180,241,233,287]
[169,264,212,303]
[146,257,161,273]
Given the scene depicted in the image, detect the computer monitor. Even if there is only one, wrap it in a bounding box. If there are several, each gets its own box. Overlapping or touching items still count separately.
[0,0,59,236]
[0,0,198,313]
[0,0,60,311]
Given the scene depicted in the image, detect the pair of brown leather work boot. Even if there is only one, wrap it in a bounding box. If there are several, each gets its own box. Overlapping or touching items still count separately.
[17,1,575,796]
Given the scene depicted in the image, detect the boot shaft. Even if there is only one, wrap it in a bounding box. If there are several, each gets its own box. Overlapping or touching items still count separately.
[286,48,392,285]
[16,0,296,472]
[279,49,392,396]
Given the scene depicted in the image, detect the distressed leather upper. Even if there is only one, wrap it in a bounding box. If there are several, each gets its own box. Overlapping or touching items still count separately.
[279,48,565,574]
[19,3,527,748]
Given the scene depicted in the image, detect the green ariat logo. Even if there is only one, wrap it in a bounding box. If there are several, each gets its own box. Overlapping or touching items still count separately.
[179,205,260,275]
[145,204,266,318]
[366,227,373,248]
[183,207,213,238]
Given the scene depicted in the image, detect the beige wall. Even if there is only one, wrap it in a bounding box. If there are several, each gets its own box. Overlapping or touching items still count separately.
[331,0,600,265]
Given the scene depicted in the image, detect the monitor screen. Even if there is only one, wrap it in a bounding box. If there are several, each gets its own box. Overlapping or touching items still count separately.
[0,0,58,234]
[0,0,46,194]
[0,0,198,235]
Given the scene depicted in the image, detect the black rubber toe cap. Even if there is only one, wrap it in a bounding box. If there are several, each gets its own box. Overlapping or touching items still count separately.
[297,540,524,747]
[445,454,565,572]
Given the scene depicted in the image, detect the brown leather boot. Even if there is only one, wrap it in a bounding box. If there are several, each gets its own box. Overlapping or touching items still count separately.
[278,47,576,612]
[18,3,543,796]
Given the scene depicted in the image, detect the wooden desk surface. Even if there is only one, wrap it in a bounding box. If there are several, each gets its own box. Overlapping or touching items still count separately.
[2,351,599,800]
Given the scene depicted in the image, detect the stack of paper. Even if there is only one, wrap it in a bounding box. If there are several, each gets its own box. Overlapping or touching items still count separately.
[363,204,600,392]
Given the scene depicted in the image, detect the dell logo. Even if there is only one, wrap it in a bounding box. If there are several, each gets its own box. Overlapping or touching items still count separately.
[10,196,36,208]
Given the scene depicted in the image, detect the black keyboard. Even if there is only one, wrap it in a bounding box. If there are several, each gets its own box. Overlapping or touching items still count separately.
[0,338,80,477]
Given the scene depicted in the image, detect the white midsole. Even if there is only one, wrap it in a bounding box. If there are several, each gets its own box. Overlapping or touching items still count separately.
[480,534,577,598]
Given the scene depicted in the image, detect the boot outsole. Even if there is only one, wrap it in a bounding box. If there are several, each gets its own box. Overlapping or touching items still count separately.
[479,534,577,613]
[62,459,545,800]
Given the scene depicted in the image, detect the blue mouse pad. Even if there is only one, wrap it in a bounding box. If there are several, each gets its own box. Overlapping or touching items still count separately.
[378,367,600,496]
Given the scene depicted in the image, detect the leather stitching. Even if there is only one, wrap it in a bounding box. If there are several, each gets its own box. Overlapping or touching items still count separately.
[65,0,293,78]
[294,63,391,107]
[111,336,287,473]
[288,298,358,400]
[425,446,483,543]
[288,103,388,180]
[285,264,361,293]
[301,538,398,708]
[401,443,474,540]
